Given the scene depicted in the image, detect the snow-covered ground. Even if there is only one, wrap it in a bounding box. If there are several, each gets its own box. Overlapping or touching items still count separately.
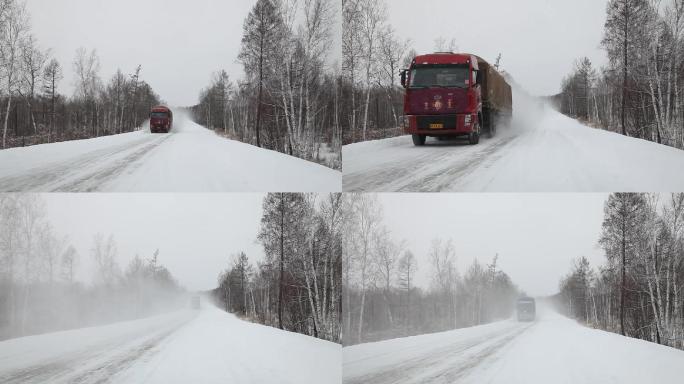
[343,304,684,384]
[343,90,684,192]
[0,304,341,384]
[0,112,341,192]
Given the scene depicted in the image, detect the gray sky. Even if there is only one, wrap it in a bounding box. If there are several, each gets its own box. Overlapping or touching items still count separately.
[44,193,265,292]
[27,0,341,107]
[387,0,608,96]
[379,194,608,297]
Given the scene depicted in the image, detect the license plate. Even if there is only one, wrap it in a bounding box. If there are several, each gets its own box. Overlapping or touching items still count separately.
[429,123,444,129]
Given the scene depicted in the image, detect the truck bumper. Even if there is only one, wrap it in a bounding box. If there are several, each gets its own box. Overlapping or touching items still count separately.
[151,126,170,133]
[404,113,477,136]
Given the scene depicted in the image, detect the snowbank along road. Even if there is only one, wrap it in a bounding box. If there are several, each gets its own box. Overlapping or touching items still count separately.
[343,304,684,384]
[0,305,341,384]
[0,112,341,192]
[343,89,684,192]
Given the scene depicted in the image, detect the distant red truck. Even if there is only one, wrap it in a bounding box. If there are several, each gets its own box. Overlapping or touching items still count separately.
[150,106,173,133]
[400,53,513,146]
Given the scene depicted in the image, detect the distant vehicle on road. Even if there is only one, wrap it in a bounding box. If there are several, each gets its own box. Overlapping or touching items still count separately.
[191,295,201,310]
[517,297,536,321]
[400,52,513,146]
[150,106,173,133]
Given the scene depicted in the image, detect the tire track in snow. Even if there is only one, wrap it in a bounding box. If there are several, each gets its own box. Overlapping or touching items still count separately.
[343,133,519,192]
[399,134,519,192]
[0,133,171,192]
[0,314,194,384]
[344,322,533,384]
[58,134,173,192]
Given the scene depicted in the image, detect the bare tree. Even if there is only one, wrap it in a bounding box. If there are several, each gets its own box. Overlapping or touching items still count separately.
[90,233,120,286]
[342,0,363,141]
[347,193,383,342]
[60,245,78,284]
[1,0,29,149]
[19,35,47,135]
[72,47,101,135]
[373,227,403,327]
[17,194,45,334]
[0,194,21,331]
[377,25,410,129]
[433,36,458,52]
[429,238,458,328]
[358,0,387,140]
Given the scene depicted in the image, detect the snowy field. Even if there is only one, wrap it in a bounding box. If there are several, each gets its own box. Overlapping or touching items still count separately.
[0,112,341,192]
[343,304,684,384]
[343,90,684,192]
[0,304,341,384]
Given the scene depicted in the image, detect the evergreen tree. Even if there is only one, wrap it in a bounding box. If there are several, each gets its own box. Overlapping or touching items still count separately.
[238,0,283,148]
[599,193,647,335]
[602,0,649,136]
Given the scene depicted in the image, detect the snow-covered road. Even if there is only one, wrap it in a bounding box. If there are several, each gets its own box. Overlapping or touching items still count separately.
[343,90,684,192]
[0,113,341,192]
[343,305,684,384]
[0,305,341,384]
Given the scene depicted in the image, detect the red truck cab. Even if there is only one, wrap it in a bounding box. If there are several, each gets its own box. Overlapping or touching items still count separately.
[150,106,173,133]
[401,53,511,146]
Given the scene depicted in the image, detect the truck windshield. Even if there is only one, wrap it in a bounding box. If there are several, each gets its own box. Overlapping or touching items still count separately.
[151,112,168,119]
[517,301,535,312]
[409,65,470,89]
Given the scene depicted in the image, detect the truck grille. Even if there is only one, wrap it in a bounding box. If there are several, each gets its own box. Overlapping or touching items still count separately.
[417,115,457,130]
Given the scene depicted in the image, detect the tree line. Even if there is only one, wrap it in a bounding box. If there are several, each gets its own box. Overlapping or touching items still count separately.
[212,193,342,343]
[342,0,414,144]
[0,194,183,341]
[192,0,341,170]
[556,193,684,350]
[0,0,162,150]
[557,0,684,150]
[342,194,520,346]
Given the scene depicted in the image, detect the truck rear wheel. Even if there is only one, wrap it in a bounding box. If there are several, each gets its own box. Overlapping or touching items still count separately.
[485,111,496,138]
[412,134,426,146]
[488,121,497,138]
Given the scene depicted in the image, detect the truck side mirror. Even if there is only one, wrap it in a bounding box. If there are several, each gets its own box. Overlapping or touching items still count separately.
[400,69,408,88]
[475,70,482,85]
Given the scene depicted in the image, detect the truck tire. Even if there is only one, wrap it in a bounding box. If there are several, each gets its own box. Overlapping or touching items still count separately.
[469,122,480,145]
[488,120,497,138]
[485,111,497,138]
[412,134,426,146]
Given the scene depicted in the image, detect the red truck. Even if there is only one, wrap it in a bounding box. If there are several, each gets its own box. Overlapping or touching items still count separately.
[400,53,512,146]
[150,106,173,133]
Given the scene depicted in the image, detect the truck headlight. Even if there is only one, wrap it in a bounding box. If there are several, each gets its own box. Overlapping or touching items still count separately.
[464,115,472,125]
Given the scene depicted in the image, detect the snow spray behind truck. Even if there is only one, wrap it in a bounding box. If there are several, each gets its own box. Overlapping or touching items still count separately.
[400,53,513,146]
[150,106,173,133]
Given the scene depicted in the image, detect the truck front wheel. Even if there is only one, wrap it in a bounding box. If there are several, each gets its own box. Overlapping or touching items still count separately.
[412,134,426,146]
[469,123,480,145]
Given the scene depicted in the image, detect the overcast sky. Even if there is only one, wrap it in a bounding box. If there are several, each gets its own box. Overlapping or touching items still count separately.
[387,0,609,96]
[44,193,265,292]
[379,194,608,297]
[26,0,341,107]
